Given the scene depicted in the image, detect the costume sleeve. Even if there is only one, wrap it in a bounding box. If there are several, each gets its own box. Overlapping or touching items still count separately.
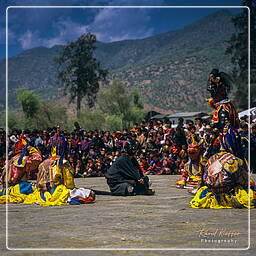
[59,136,67,166]
[218,106,230,130]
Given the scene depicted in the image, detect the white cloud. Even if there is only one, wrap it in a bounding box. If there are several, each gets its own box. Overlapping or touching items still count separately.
[18,30,38,49]
[88,8,154,42]
[16,7,156,50]
[18,18,89,49]
[52,19,89,43]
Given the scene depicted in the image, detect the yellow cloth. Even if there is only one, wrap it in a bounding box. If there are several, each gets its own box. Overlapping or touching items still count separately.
[190,185,255,209]
[0,184,70,206]
[176,179,186,186]
[0,184,29,204]
[62,162,75,189]
[28,146,39,154]
[51,145,57,158]
[37,159,75,190]
[189,175,202,183]
[24,185,70,206]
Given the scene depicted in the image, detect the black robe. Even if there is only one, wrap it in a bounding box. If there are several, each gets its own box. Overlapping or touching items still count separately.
[105,154,149,196]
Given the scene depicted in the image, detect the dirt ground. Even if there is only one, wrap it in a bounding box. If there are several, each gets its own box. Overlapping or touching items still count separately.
[0,175,255,256]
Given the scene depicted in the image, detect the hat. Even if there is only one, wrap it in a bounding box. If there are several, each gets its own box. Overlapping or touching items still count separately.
[13,157,27,168]
[188,143,200,152]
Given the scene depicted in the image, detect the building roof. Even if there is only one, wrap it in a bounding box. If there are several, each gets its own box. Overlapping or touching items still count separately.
[150,114,168,119]
[167,112,208,118]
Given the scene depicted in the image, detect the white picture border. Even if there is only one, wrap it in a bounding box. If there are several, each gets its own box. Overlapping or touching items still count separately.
[5,5,251,251]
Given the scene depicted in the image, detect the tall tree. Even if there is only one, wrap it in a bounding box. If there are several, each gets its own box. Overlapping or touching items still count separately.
[226,0,256,109]
[55,33,108,117]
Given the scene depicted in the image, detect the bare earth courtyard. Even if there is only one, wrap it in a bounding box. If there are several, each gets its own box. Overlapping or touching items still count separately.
[0,175,255,256]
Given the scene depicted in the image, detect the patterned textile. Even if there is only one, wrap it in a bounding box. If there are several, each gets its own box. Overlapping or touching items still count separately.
[0,183,95,206]
[221,126,243,159]
[190,185,256,209]
[176,142,205,189]
[176,158,204,188]
[211,101,239,130]
[37,158,75,191]
[1,146,42,186]
[203,151,247,189]
[190,151,252,209]
[13,135,27,155]
[68,188,95,204]
[47,134,68,166]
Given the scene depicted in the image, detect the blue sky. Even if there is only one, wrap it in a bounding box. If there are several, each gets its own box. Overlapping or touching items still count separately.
[0,0,245,59]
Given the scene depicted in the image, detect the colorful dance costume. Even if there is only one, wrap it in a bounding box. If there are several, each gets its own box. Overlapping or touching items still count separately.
[0,131,95,206]
[176,141,205,189]
[190,69,255,208]
[1,136,42,186]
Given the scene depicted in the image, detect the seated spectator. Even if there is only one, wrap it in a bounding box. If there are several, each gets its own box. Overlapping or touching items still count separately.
[105,145,154,196]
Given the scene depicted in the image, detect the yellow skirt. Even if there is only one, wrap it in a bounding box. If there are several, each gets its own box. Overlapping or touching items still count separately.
[190,186,256,209]
[23,185,70,206]
[0,184,70,206]
[0,183,28,204]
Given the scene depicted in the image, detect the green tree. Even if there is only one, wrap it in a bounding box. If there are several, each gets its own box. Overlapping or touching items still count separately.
[105,115,123,131]
[55,33,108,117]
[37,102,68,129]
[77,110,105,131]
[99,80,145,130]
[226,0,256,109]
[0,110,22,130]
[17,88,40,119]
[16,88,69,130]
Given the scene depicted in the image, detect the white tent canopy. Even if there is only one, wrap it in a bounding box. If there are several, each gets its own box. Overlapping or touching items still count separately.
[238,107,256,121]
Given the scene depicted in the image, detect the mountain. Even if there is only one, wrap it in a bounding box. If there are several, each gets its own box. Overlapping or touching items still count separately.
[0,10,235,112]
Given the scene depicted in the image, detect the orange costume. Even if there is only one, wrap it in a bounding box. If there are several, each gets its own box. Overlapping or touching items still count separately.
[176,141,205,189]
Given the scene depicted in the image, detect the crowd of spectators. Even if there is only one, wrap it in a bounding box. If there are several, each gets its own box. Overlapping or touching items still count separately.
[0,115,256,177]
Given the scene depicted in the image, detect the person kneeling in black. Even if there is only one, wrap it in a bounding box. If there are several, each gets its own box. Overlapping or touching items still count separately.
[105,144,155,196]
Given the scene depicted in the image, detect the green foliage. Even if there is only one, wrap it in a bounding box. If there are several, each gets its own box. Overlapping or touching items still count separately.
[1,10,237,112]
[1,111,20,130]
[55,33,108,116]
[77,110,105,131]
[99,80,129,116]
[131,89,144,109]
[0,110,29,131]
[105,115,123,131]
[17,88,40,118]
[5,84,144,132]
[37,102,68,129]
[129,106,145,124]
[12,88,69,130]
[98,80,144,129]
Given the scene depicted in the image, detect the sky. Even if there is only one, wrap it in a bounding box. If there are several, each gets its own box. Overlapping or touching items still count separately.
[0,0,246,59]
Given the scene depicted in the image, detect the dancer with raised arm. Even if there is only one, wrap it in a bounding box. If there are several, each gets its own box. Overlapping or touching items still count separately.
[190,69,255,209]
